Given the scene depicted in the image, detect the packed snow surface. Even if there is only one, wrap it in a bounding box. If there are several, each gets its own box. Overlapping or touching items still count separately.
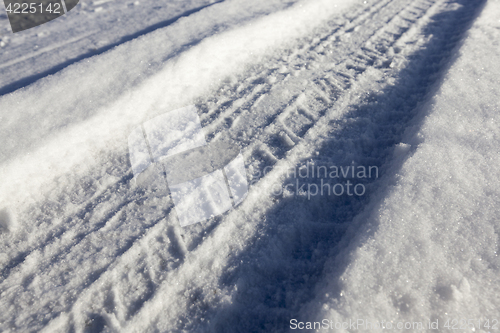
[0,0,499,331]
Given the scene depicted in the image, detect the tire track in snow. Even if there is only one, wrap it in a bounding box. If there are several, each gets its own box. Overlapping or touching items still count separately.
[74,3,454,328]
[1,0,426,328]
[125,0,486,331]
[0,0,388,295]
[198,1,486,331]
[0,0,385,281]
[0,0,484,331]
[0,0,402,328]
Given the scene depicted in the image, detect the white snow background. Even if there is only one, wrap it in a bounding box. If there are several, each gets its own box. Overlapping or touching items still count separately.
[0,0,499,331]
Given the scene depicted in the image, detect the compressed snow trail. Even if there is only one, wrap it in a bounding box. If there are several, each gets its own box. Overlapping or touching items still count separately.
[0,0,491,331]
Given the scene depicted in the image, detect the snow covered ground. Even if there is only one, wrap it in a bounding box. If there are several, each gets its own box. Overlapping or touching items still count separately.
[0,0,499,331]
[301,0,500,327]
